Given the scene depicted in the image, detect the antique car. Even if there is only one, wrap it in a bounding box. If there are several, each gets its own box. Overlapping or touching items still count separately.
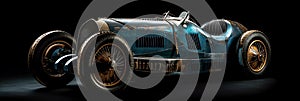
[28,11,271,92]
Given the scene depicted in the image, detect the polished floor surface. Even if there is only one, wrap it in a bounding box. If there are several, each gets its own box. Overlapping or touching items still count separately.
[0,73,288,101]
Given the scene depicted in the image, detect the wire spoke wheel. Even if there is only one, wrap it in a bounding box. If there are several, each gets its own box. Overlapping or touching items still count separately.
[247,40,267,73]
[93,40,128,88]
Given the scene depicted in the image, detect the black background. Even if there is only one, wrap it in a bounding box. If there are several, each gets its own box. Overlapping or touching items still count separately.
[1,0,297,100]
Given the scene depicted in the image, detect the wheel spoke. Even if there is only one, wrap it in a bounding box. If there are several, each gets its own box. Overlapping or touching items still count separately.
[247,40,267,72]
[95,43,127,87]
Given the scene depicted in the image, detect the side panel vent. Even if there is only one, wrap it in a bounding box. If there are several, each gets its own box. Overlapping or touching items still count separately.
[136,35,164,48]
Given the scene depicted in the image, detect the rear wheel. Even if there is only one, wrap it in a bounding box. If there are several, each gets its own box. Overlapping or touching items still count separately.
[241,31,271,76]
[28,30,75,87]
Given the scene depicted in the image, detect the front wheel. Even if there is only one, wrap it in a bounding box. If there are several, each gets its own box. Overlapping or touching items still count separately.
[77,32,180,100]
[77,32,133,92]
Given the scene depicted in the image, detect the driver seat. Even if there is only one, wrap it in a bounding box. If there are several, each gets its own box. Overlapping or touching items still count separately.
[201,19,228,35]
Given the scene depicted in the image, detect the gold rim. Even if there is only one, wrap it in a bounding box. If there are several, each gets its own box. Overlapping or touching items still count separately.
[94,43,126,87]
[247,40,267,73]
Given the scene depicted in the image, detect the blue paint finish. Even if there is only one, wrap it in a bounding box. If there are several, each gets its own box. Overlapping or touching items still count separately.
[177,22,211,53]
[102,18,246,63]
[225,24,243,52]
[185,23,199,34]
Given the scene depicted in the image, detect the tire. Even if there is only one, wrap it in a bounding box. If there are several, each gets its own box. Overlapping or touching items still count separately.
[28,30,75,87]
[240,31,271,77]
[77,32,133,92]
[77,32,179,100]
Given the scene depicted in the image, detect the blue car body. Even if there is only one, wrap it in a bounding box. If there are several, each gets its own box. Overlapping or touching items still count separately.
[85,15,245,73]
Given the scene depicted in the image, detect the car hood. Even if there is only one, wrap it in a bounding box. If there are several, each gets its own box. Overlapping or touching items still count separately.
[102,18,177,57]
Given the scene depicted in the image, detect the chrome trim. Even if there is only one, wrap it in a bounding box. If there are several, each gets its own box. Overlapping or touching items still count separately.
[133,58,181,73]
[64,56,78,72]
[133,53,225,61]
[55,54,76,65]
